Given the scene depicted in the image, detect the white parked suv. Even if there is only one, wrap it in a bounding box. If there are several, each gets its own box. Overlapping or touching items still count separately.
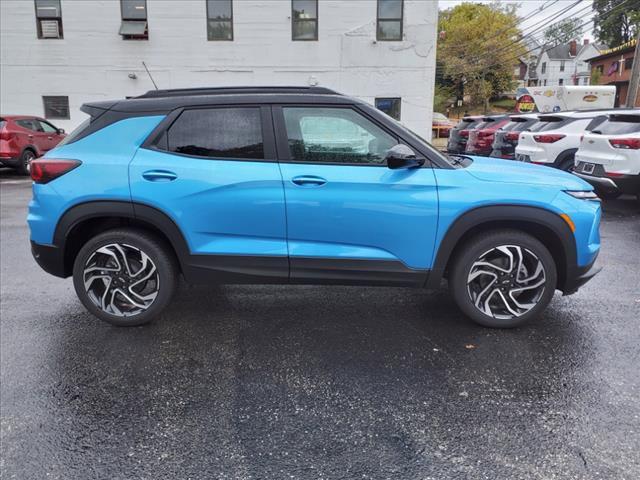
[515,110,620,171]
[573,111,640,202]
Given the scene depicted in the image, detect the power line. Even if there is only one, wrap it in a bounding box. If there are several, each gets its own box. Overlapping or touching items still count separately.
[437,0,629,78]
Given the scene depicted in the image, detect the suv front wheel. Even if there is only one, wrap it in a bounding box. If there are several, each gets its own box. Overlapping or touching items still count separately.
[72,228,178,326]
[449,230,557,328]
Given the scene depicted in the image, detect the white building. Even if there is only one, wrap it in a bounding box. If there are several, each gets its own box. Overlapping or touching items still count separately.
[0,0,438,138]
[530,39,606,87]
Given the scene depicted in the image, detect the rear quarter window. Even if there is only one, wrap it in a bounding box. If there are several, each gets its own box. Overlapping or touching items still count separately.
[595,116,640,135]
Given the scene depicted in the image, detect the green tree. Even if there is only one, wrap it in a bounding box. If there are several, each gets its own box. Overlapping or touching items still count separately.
[543,18,583,45]
[593,0,640,46]
[437,3,526,110]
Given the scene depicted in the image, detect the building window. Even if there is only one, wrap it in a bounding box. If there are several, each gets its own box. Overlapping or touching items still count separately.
[559,78,564,85]
[583,77,589,85]
[543,79,547,86]
[207,0,233,41]
[119,0,148,40]
[34,0,63,39]
[377,0,403,41]
[560,61,565,72]
[596,65,604,74]
[292,0,318,41]
[43,96,70,119]
[625,57,634,70]
[541,62,546,74]
[375,98,401,120]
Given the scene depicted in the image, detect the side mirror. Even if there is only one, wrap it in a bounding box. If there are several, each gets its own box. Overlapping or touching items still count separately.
[57,128,65,135]
[385,144,425,169]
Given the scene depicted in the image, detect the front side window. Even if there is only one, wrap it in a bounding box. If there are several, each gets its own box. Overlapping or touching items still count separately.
[15,119,41,131]
[42,96,70,119]
[282,107,396,165]
[120,0,148,40]
[166,108,264,160]
[38,120,58,133]
[292,0,318,41]
[377,0,403,41]
[207,0,233,41]
[34,0,63,39]
[375,98,401,120]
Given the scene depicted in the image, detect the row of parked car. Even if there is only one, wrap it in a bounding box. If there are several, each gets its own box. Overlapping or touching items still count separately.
[447,109,640,202]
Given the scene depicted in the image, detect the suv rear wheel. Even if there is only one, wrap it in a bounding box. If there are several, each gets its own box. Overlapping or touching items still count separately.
[17,149,36,176]
[449,230,557,328]
[72,228,178,326]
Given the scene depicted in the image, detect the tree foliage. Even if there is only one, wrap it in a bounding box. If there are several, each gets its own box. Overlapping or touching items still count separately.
[437,3,526,108]
[593,0,640,47]
[543,18,583,45]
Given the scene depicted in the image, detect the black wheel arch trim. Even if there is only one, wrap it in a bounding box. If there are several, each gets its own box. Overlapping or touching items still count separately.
[52,200,192,276]
[553,148,578,168]
[426,204,578,292]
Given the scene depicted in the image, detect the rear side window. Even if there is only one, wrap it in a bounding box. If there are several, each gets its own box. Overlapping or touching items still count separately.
[57,117,90,147]
[585,115,607,132]
[530,117,571,132]
[454,119,479,130]
[166,108,264,159]
[15,119,41,131]
[595,116,640,135]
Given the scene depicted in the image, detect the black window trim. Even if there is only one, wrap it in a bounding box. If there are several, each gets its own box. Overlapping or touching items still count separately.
[34,0,63,40]
[291,0,318,42]
[120,0,149,40]
[206,0,234,42]
[142,105,276,163]
[376,0,404,42]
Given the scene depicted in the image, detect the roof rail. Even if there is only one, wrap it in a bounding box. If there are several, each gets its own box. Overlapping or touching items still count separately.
[136,86,341,98]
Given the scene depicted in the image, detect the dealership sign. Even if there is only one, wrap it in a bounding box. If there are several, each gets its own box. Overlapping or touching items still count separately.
[515,86,616,112]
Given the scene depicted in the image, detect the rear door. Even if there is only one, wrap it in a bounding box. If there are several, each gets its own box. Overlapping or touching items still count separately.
[130,105,288,281]
[274,104,438,284]
[14,119,45,155]
[36,119,63,152]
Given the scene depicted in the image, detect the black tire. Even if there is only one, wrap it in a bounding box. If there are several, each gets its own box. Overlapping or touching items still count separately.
[448,229,557,328]
[72,228,178,326]
[17,149,36,176]
[558,155,575,172]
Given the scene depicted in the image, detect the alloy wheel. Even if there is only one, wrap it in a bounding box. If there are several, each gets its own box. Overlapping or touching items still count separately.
[466,245,546,320]
[82,243,160,317]
[23,151,35,173]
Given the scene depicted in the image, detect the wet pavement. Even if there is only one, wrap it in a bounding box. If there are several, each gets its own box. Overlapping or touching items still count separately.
[1,168,639,479]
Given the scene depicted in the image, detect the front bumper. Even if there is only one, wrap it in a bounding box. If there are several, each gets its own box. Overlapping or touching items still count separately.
[563,259,601,295]
[31,241,68,278]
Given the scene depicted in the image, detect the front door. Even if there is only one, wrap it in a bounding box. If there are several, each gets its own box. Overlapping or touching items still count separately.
[274,105,439,285]
[129,105,288,282]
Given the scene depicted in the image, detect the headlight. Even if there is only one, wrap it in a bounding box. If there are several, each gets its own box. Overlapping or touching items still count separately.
[565,190,600,201]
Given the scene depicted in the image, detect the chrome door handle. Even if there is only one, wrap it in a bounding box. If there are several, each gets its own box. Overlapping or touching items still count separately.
[142,170,178,182]
[47,136,53,140]
[291,175,327,187]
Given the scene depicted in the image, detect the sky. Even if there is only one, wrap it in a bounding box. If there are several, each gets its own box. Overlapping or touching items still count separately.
[438,0,596,41]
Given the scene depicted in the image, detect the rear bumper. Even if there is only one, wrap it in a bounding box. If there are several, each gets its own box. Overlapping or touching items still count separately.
[31,241,67,278]
[563,259,601,295]
[574,171,640,196]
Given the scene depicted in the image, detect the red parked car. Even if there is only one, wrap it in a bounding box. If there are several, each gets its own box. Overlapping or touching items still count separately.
[465,115,510,156]
[0,115,66,175]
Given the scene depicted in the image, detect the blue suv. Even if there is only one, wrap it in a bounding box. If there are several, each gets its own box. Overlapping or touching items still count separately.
[28,87,602,328]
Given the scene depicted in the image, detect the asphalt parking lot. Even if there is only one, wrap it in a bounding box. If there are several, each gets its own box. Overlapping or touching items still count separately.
[1,168,639,479]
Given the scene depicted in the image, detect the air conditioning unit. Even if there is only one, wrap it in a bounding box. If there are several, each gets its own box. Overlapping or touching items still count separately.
[40,20,60,39]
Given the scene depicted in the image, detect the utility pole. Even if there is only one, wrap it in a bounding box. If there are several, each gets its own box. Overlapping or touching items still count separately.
[625,34,640,107]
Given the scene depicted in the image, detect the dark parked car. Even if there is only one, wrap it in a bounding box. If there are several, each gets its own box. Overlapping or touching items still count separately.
[490,114,539,159]
[447,116,484,153]
[465,115,510,156]
[0,115,66,174]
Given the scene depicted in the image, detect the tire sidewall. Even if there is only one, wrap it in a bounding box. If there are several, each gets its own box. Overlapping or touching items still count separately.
[450,231,557,328]
[72,229,177,326]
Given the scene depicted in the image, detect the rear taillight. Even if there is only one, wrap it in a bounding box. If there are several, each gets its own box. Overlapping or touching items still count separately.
[534,134,566,143]
[505,132,520,141]
[605,172,625,178]
[0,122,9,140]
[31,159,81,184]
[609,138,640,150]
[579,134,584,143]
[459,130,469,138]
